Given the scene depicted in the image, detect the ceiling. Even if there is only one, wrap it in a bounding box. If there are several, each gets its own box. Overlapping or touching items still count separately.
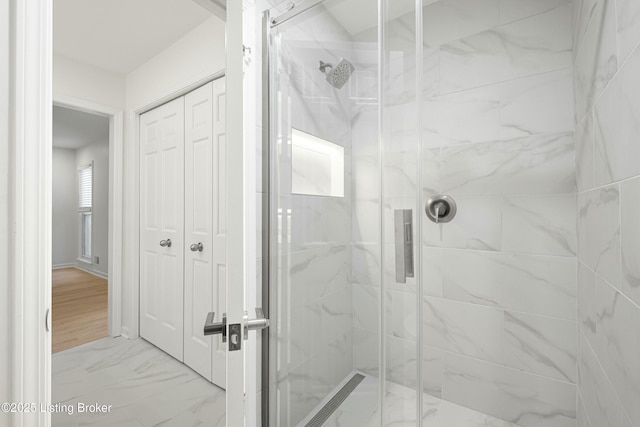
[53,106,110,150]
[53,0,216,75]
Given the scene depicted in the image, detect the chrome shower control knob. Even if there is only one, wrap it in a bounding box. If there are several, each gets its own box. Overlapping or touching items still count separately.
[425,195,457,224]
[190,242,203,252]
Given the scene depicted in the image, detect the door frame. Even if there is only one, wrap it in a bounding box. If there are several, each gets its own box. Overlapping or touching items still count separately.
[53,95,124,338]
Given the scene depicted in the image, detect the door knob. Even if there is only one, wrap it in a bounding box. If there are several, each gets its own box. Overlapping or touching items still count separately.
[190,242,203,252]
[159,239,172,247]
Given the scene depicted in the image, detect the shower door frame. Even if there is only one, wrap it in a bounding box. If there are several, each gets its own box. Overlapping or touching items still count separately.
[260,1,426,426]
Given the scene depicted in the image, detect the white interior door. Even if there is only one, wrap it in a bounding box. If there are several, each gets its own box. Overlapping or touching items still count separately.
[183,78,227,388]
[225,0,246,425]
[184,82,214,381]
[210,77,227,388]
[140,97,185,362]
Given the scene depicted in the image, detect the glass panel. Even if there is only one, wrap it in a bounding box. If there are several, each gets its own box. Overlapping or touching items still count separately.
[268,0,380,425]
[381,0,421,425]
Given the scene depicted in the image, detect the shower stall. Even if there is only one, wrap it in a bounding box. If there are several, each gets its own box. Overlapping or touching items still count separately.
[261,0,580,425]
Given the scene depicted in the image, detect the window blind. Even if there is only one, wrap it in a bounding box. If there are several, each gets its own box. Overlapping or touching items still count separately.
[79,164,92,212]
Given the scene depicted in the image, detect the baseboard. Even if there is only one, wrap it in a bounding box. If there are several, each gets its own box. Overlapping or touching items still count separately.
[52,263,75,270]
[73,263,109,280]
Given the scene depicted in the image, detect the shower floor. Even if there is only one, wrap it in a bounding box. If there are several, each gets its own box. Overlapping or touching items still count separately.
[300,373,525,427]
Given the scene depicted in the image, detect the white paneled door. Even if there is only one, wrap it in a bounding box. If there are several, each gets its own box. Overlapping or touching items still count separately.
[210,78,227,388]
[140,97,186,362]
[183,78,227,388]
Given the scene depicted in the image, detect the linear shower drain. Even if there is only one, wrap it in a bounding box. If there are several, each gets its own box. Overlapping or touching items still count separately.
[305,373,365,427]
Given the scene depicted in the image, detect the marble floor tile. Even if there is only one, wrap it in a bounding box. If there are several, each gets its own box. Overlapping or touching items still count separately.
[303,373,526,427]
[52,337,225,427]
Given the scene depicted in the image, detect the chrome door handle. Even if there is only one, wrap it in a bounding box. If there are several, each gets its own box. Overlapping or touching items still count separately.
[243,307,270,340]
[190,242,203,252]
[204,312,227,342]
[159,239,172,247]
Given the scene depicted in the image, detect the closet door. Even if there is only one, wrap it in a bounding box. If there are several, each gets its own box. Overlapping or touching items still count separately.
[184,78,227,388]
[140,98,185,361]
[183,81,214,382]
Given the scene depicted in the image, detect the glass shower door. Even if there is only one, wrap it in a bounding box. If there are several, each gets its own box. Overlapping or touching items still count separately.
[266,1,382,426]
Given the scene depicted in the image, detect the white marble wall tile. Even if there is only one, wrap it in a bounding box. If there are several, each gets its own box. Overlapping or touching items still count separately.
[499,0,571,24]
[623,411,633,427]
[578,262,597,347]
[502,194,577,256]
[422,195,502,251]
[443,353,577,427]
[321,288,353,344]
[616,0,640,62]
[575,114,594,191]
[423,47,441,98]
[440,5,572,94]
[289,245,349,306]
[351,242,381,287]
[423,345,444,398]
[385,289,418,341]
[283,195,324,251]
[383,151,419,197]
[503,311,577,382]
[443,249,577,320]
[595,278,640,427]
[438,133,575,195]
[421,147,440,193]
[578,331,622,427]
[499,68,574,139]
[621,177,640,307]
[422,246,443,297]
[386,335,419,390]
[280,301,322,373]
[423,297,503,363]
[578,186,621,287]
[422,0,500,48]
[573,0,618,118]
[353,327,380,377]
[323,197,351,245]
[424,85,501,146]
[353,283,380,332]
[593,45,640,185]
[577,392,592,427]
[351,198,381,243]
[352,155,380,200]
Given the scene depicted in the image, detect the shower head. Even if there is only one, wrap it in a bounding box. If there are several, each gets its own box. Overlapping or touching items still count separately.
[318,58,354,89]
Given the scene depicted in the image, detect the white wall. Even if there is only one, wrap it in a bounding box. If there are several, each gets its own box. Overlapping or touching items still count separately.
[77,139,109,276]
[52,148,78,267]
[0,0,10,421]
[125,15,225,110]
[54,54,126,109]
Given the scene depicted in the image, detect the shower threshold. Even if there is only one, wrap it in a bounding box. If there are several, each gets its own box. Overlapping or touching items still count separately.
[296,372,527,427]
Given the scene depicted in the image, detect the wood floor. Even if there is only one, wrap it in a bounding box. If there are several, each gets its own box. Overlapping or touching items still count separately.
[52,267,108,353]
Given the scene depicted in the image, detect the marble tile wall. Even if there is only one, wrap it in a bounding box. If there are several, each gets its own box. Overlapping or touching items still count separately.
[414,0,579,426]
[574,0,640,424]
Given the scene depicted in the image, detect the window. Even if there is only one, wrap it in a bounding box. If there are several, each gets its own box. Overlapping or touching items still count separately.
[79,164,92,260]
